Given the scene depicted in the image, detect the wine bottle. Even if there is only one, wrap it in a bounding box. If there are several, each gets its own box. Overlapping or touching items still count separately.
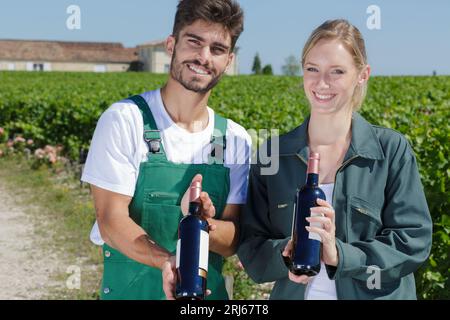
[175,180,209,300]
[288,152,325,276]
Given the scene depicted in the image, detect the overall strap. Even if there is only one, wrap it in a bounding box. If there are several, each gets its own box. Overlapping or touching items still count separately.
[128,95,166,156]
[208,113,227,164]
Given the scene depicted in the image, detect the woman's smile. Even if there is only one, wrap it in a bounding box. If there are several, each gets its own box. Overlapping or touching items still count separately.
[312,91,337,103]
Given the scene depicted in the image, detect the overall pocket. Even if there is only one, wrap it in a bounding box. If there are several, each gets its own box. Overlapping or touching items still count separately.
[102,259,164,299]
[142,202,182,253]
[146,191,180,205]
[101,244,162,300]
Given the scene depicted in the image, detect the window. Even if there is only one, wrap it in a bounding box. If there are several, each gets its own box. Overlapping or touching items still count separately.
[164,64,170,73]
[94,65,106,72]
[33,63,44,71]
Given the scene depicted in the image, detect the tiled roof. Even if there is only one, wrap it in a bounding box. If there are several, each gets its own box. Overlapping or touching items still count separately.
[0,39,138,63]
[138,40,166,47]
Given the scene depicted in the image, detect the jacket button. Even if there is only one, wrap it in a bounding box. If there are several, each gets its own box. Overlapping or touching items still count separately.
[103,287,110,294]
[105,250,111,258]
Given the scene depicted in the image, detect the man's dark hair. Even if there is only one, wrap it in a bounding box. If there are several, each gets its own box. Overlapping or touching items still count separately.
[173,0,244,51]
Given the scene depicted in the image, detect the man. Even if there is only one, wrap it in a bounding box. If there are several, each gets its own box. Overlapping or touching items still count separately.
[81,0,249,300]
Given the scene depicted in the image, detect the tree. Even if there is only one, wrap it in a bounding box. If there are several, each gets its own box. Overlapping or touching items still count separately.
[252,53,262,75]
[262,64,273,75]
[128,60,144,72]
[282,55,301,76]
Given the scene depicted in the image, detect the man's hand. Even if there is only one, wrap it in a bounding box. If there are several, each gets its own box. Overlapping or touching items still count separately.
[180,174,240,257]
[181,174,217,231]
[162,255,177,300]
[161,255,212,300]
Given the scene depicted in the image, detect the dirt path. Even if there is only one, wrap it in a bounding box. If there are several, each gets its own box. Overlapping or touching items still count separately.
[0,178,61,299]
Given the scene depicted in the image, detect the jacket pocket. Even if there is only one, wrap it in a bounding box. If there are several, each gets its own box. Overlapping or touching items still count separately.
[268,199,295,237]
[347,196,382,243]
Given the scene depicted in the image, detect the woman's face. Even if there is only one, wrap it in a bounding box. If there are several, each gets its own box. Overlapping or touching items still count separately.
[303,39,368,116]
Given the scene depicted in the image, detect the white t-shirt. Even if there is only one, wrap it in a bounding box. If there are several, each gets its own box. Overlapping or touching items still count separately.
[304,183,338,300]
[81,89,252,246]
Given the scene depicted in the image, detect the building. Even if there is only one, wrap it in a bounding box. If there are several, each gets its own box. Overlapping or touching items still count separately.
[0,39,138,72]
[138,40,172,74]
[0,39,239,75]
[137,40,239,75]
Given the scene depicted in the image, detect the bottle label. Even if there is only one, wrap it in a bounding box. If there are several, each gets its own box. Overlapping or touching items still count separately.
[175,231,209,271]
[199,230,209,272]
[176,239,181,268]
[308,210,323,242]
[290,200,297,239]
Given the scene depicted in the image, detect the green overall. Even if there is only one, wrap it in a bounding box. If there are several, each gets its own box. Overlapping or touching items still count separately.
[101,95,230,300]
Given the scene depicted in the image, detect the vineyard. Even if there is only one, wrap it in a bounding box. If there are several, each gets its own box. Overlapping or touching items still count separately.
[0,71,449,299]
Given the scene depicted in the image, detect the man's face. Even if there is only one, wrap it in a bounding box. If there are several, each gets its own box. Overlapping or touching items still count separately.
[166,20,234,94]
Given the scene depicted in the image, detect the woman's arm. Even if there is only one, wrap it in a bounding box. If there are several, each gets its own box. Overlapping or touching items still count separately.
[237,162,290,283]
[326,150,433,283]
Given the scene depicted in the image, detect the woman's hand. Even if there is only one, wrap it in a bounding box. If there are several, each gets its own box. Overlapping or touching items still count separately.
[308,198,338,267]
[282,239,312,284]
[282,198,339,285]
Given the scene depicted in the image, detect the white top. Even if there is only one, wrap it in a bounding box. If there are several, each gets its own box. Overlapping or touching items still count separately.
[81,89,252,246]
[304,183,338,300]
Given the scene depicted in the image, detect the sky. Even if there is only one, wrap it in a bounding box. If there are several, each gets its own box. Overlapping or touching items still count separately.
[0,0,449,75]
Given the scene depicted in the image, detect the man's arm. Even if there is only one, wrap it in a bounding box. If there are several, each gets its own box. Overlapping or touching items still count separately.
[91,185,172,270]
[208,204,241,258]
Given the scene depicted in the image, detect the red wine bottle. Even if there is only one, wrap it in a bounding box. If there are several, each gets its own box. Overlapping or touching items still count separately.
[288,152,325,276]
[175,180,209,300]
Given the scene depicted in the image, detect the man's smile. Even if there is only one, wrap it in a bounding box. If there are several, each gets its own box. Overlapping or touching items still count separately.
[187,63,211,76]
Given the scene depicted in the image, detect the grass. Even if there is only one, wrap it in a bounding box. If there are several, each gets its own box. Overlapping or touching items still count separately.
[0,155,102,299]
[223,256,273,300]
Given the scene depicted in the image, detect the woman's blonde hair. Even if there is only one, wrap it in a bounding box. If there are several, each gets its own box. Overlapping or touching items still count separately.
[301,19,368,111]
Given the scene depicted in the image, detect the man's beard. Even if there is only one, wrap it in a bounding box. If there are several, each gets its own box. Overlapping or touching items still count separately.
[170,49,225,94]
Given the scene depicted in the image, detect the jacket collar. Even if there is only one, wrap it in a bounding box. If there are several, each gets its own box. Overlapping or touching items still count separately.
[279,112,385,162]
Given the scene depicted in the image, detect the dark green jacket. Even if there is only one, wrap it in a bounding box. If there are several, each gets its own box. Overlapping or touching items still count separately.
[237,112,432,300]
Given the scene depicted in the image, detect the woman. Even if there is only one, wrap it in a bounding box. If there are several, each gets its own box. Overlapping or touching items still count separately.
[237,19,432,300]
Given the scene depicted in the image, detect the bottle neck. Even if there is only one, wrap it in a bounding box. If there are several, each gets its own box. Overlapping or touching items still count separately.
[306,173,319,187]
[188,202,201,216]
